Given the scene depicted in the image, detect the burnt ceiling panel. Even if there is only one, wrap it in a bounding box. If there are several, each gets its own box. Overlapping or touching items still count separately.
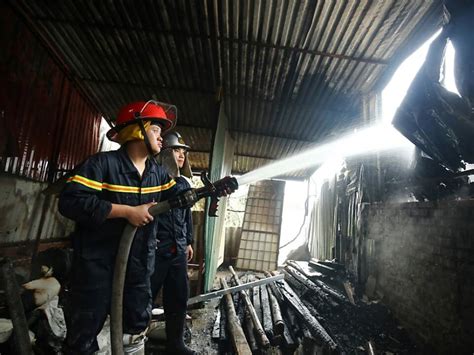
[11,0,442,178]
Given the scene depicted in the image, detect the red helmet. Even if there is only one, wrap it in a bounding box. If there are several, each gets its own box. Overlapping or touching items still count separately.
[107,100,177,141]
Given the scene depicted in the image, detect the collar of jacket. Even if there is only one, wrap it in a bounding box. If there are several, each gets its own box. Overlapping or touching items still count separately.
[117,146,158,176]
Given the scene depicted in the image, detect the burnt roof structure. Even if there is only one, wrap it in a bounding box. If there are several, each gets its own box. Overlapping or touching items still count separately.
[10,0,443,178]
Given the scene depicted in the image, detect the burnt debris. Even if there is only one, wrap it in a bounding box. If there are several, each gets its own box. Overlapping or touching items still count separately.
[214,261,419,354]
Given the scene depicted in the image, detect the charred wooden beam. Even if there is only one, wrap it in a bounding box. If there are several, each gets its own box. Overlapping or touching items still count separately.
[285,264,347,304]
[283,268,340,311]
[271,275,338,352]
[243,310,259,353]
[309,258,338,276]
[252,278,263,325]
[264,271,285,303]
[220,278,252,355]
[317,260,345,271]
[281,318,298,352]
[260,284,274,340]
[265,347,284,354]
[283,306,300,336]
[228,266,270,348]
[280,308,300,352]
[219,297,227,344]
[212,306,221,340]
[264,271,299,350]
[267,286,284,336]
[301,299,326,326]
[233,292,245,324]
[283,269,312,297]
[286,260,323,278]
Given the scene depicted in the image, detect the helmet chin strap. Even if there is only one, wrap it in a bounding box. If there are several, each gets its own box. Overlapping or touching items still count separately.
[136,114,155,157]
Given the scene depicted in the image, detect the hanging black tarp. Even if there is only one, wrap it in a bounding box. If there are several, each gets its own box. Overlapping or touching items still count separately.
[393,1,474,172]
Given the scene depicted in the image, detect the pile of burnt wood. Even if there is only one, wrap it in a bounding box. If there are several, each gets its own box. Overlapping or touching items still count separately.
[212,260,418,354]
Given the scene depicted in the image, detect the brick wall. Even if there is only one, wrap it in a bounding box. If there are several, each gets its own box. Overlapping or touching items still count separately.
[366,200,474,353]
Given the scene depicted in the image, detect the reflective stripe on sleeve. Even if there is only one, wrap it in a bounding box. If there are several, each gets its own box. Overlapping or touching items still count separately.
[67,175,103,191]
[67,175,176,194]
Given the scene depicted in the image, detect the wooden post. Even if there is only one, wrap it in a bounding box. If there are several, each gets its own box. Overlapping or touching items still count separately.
[260,284,274,339]
[285,264,347,303]
[211,306,221,340]
[220,278,252,355]
[271,276,338,352]
[267,286,284,335]
[243,309,259,352]
[229,266,270,348]
[264,271,285,303]
[252,277,263,324]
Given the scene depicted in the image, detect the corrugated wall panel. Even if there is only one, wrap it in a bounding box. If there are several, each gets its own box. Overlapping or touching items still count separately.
[1,3,101,182]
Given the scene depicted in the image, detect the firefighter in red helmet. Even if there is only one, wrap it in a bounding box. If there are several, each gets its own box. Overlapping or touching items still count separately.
[59,100,177,354]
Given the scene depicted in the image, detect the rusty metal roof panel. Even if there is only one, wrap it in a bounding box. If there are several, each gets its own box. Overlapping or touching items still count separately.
[188,151,210,173]
[1,4,101,182]
[178,127,213,152]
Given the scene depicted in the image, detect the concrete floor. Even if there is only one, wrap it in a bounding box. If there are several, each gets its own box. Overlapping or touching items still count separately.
[146,294,222,354]
[146,300,221,354]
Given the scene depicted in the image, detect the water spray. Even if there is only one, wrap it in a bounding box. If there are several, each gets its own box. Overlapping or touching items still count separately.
[237,124,410,186]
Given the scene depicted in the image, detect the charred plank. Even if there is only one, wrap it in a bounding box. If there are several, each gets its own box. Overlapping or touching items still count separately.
[260,284,274,340]
[228,266,270,348]
[271,276,338,352]
[285,264,347,304]
[220,278,252,355]
[267,286,284,336]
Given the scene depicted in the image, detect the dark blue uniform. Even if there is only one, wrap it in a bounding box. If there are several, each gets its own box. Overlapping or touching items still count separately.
[59,147,175,354]
[150,176,192,314]
[150,176,195,353]
[155,176,193,257]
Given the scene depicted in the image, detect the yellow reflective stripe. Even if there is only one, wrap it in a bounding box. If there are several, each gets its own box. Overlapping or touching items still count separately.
[67,175,102,191]
[141,179,176,194]
[102,183,140,193]
[67,175,176,194]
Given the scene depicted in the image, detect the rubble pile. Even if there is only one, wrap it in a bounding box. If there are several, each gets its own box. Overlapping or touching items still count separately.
[213,261,419,354]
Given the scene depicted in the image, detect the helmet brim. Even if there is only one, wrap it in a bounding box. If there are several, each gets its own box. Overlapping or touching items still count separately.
[163,143,191,150]
[106,117,176,142]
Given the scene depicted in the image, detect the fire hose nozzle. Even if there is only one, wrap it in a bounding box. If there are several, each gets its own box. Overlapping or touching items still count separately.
[195,172,238,216]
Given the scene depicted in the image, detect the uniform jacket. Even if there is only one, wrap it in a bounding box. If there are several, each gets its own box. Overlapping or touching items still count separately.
[58,147,176,259]
[156,176,193,256]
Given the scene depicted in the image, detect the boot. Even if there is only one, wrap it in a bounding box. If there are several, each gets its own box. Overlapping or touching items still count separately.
[165,312,197,355]
[123,333,146,355]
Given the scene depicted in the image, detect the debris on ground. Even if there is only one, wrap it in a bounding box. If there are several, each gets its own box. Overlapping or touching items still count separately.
[211,261,420,354]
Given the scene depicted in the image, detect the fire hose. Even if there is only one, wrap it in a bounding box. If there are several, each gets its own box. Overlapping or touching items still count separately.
[110,173,238,354]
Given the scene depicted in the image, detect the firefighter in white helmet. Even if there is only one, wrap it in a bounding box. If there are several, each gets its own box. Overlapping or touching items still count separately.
[151,131,196,355]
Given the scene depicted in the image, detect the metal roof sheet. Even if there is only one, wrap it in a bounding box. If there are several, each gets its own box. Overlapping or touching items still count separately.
[11,0,442,178]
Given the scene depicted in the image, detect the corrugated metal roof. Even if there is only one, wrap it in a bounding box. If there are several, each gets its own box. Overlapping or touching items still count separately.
[10,0,442,178]
[1,3,101,182]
